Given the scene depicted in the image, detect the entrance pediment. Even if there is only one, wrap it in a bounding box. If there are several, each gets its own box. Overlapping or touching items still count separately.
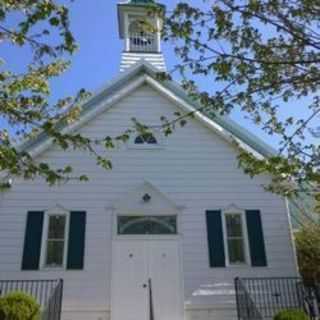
[113,181,180,215]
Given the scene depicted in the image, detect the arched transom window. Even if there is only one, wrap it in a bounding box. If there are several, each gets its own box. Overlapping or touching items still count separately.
[118,215,177,235]
[129,19,157,52]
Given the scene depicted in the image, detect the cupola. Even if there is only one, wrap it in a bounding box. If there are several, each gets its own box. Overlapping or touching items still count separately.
[117,0,166,72]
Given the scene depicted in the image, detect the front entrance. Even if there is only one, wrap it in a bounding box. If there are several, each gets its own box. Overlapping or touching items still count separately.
[111,240,184,320]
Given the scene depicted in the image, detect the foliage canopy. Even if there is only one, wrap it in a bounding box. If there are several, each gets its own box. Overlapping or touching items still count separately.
[162,0,320,210]
[295,221,320,282]
[0,0,319,214]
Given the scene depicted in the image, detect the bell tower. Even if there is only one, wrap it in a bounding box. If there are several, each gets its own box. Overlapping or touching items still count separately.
[117,0,166,72]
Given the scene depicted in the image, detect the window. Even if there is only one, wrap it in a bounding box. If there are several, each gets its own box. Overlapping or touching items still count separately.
[44,214,68,268]
[134,133,158,145]
[118,215,177,235]
[224,213,247,265]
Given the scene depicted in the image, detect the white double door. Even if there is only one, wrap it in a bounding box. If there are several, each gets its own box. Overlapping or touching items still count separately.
[111,240,184,320]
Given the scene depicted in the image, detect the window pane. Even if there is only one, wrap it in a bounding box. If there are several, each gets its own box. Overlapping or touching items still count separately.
[228,239,246,264]
[150,216,177,234]
[135,136,144,144]
[46,241,64,267]
[134,133,158,145]
[145,134,157,144]
[226,214,243,237]
[48,215,66,239]
[118,216,177,235]
[118,216,149,234]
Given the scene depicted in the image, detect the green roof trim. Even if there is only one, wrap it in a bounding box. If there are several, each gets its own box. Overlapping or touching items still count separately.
[162,79,276,158]
[289,192,318,229]
[130,0,155,3]
[119,0,165,10]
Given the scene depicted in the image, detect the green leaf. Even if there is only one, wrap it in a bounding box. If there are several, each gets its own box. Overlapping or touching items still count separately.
[49,17,60,26]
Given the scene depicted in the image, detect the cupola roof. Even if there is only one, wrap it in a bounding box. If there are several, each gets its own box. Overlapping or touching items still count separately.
[129,0,155,3]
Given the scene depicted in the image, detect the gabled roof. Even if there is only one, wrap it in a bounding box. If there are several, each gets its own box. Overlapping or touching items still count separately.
[19,61,276,159]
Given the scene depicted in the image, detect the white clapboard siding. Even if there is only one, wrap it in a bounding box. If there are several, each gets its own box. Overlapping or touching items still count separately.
[0,84,298,320]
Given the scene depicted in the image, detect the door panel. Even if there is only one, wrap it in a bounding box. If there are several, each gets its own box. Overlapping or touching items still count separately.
[111,240,184,320]
[112,241,148,320]
[148,241,183,320]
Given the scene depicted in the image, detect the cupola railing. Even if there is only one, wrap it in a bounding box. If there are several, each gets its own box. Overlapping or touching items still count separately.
[129,32,157,52]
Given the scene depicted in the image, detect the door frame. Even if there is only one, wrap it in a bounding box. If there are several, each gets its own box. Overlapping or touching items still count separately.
[110,210,185,320]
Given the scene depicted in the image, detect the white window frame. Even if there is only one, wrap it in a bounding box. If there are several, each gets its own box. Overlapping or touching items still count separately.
[222,211,251,267]
[40,208,70,270]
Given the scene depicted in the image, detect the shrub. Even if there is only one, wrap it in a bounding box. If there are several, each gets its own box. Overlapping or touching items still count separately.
[295,222,320,283]
[0,292,40,320]
[274,309,309,320]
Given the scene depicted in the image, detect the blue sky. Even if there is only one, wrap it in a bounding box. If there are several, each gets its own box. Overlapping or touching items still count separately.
[1,0,317,149]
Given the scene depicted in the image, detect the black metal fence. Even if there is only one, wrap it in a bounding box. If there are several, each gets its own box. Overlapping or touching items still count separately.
[0,279,63,320]
[306,284,320,306]
[235,277,318,320]
[235,277,263,320]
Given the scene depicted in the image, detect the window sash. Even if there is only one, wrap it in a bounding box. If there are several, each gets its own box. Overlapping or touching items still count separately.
[227,238,246,264]
[225,214,243,237]
[45,239,65,267]
[223,213,248,266]
[42,213,69,269]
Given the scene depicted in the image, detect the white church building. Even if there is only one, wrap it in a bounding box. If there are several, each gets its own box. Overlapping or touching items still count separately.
[0,1,302,320]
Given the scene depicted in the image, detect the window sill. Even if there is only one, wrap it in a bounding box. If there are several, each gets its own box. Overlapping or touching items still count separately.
[126,143,165,150]
[41,266,66,271]
[226,264,269,269]
[39,267,86,272]
[226,264,249,268]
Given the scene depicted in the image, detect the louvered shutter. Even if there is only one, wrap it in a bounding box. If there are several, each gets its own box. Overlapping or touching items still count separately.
[22,211,44,270]
[246,210,267,267]
[67,211,86,270]
[206,210,226,267]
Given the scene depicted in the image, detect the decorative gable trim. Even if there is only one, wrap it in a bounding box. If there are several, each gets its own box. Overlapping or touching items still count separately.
[222,203,245,213]
[112,180,181,215]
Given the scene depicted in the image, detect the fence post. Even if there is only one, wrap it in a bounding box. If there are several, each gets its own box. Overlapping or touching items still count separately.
[235,278,241,320]
[58,279,64,320]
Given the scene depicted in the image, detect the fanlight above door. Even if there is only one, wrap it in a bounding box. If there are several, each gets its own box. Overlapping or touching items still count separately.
[117,215,177,235]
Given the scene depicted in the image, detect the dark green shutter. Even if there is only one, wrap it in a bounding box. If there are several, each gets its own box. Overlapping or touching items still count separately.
[246,210,267,267]
[206,210,226,267]
[22,211,44,270]
[67,211,86,270]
